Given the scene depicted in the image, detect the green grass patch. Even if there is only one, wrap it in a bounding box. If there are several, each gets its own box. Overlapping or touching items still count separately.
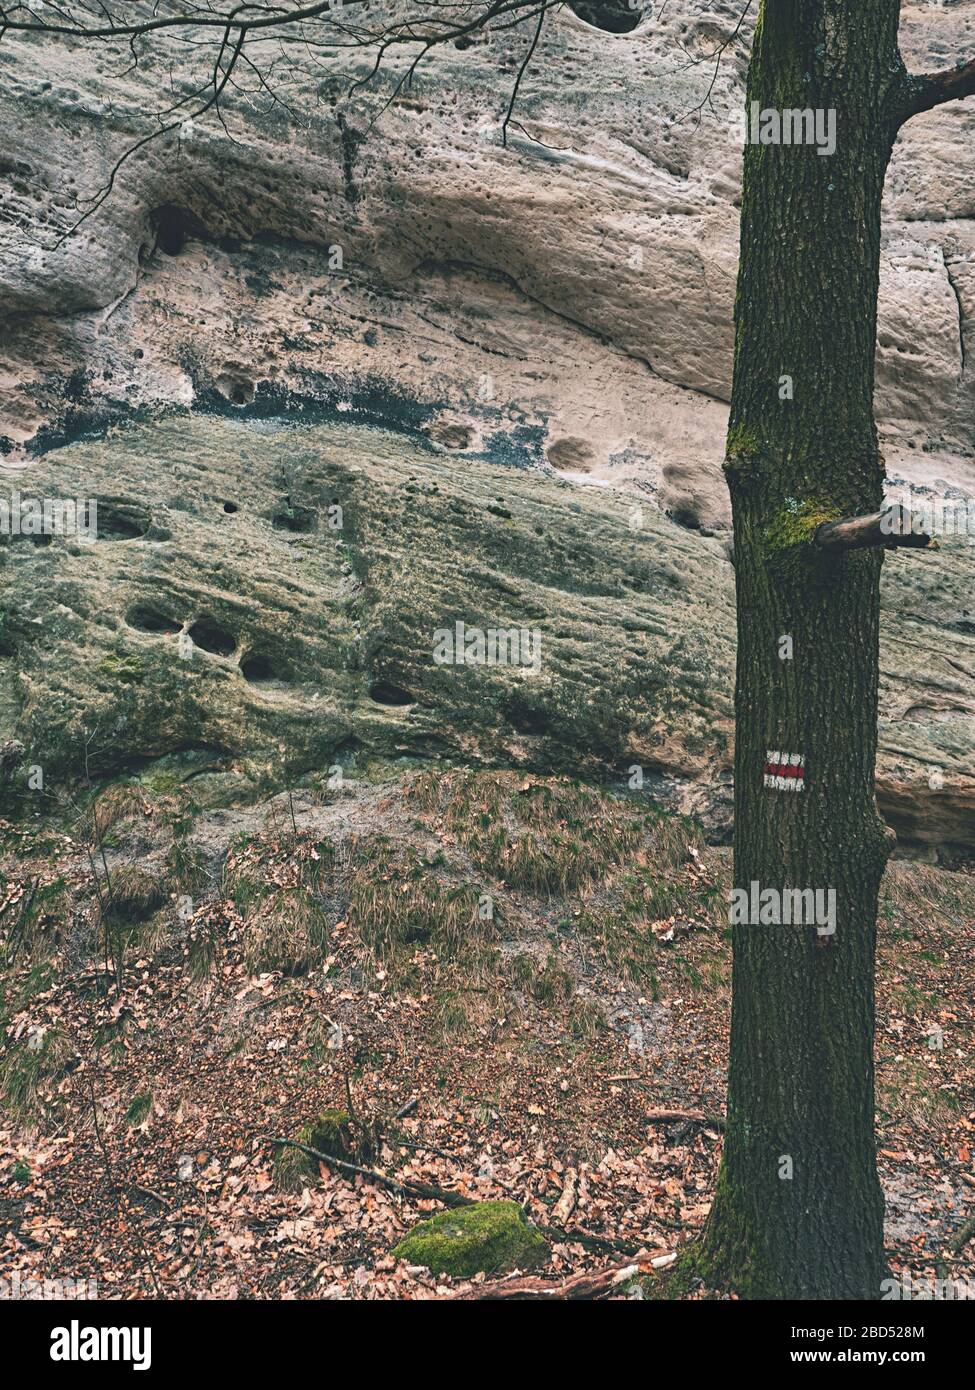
[124,1091,153,1128]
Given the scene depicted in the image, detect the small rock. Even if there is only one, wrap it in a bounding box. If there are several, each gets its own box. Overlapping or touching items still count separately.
[390,1200,548,1279]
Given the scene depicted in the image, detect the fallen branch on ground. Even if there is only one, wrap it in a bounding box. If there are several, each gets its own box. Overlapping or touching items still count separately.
[264,1137,653,1254]
[532,1223,647,1256]
[266,1137,475,1207]
[448,1253,677,1300]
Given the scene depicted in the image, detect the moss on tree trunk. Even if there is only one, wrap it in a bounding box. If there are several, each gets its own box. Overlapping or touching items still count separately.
[696,0,908,1299]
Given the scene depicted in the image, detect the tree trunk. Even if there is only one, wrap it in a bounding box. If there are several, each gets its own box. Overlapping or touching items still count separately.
[697,0,906,1299]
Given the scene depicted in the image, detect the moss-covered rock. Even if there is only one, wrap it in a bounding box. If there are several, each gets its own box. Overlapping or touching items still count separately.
[273,1109,351,1192]
[1,413,972,854]
[0,416,736,838]
[391,1199,548,1278]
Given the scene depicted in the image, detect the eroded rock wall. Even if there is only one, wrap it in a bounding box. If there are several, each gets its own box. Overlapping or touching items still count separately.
[1,4,973,497]
[1,2,974,851]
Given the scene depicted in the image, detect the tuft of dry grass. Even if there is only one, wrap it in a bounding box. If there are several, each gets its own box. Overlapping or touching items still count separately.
[406,770,699,897]
[1,876,72,964]
[80,784,153,844]
[185,912,219,983]
[0,1024,71,1130]
[103,865,167,923]
[165,838,209,896]
[409,770,724,984]
[504,949,604,1036]
[241,889,330,976]
[881,860,975,929]
[877,1055,962,1127]
[124,1090,153,1128]
[507,948,572,1004]
[223,832,335,975]
[348,835,494,962]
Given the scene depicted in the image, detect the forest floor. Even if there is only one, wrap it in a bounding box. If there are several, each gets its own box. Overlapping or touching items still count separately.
[1,769,973,1300]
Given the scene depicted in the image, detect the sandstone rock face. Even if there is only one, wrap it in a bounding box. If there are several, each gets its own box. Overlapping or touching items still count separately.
[0,2,973,851]
[0,413,972,853]
[2,4,972,483]
[0,415,736,824]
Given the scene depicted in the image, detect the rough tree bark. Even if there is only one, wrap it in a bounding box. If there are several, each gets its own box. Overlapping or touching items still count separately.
[695,0,964,1299]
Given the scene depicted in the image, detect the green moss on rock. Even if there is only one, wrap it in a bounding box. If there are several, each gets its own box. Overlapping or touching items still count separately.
[391,1199,548,1278]
[0,415,737,823]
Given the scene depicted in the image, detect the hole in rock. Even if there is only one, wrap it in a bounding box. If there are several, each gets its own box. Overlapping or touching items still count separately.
[507,698,551,736]
[568,0,643,32]
[127,604,181,635]
[240,652,287,683]
[546,437,597,472]
[96,503,149,541]
[272,502,316,533]
[369,680,415,707]
[216,373,256,406]
[668,503,702,531]
[151,203,205,256]
[187,618,236,657]
[223,501,239,514]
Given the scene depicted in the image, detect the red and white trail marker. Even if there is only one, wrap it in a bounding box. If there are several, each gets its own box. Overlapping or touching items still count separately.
[764,750,805,792]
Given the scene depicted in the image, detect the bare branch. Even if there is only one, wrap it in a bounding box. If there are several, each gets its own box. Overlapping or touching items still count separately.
[0,1,346,40]
[897,56,975,126]
[500,3,544,145]
[52,22,248,245]
[813,505,938,552]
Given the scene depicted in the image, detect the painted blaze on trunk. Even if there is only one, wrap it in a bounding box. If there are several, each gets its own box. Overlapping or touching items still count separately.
[697,1,908,1299]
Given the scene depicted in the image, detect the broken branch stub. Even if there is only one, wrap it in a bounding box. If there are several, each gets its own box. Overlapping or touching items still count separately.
[814,504,938,551]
